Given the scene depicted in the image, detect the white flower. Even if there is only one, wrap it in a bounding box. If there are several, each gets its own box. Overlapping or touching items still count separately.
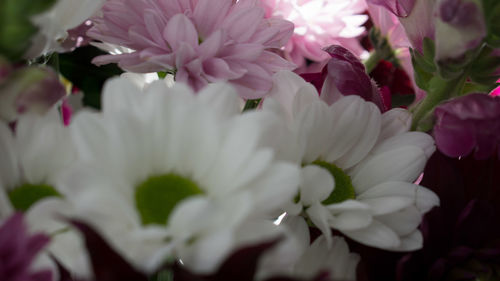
[60,77,300,273]
[262,71,439,251]
[0,109,90,278]
[26,0,105,57]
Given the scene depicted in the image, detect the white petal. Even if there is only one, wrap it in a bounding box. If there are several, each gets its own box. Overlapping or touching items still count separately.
[325,96,369,162]
[101,77,142,115]
[300,165,335,205]
[306,202,332,244]
[248,162,301,216]
[292,85,322,120]
[334,102,381,169]
[179,228,235,273]
[351,146,427,194]
[331,210,373,231]
[360,197,414,215]
[197,83,241,119]
[376,206,421,236]
[378,108,412,142]
[372,131,435,159]
[357,181,439,213]
[0,122,19,189]
[16,111,75,185]
[391,230,423,251]
[342,220,401,249]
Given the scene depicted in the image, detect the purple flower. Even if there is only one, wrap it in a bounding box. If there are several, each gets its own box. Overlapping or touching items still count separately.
[397,151,500,281]
[434,93,500,160]
[434,0,487,61]
[0,213,53,281]
[367,0,416,17]
[301,45,388,112]
[87,0,295,99]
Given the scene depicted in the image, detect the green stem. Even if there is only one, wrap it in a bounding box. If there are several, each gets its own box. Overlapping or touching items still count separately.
[364,51,383,73]
[410,74,467,131]
[242,98,261,112]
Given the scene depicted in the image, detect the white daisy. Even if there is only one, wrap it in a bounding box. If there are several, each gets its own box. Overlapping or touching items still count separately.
[59,77,300,273]
[0,109,91,278]
[262,71,439,251]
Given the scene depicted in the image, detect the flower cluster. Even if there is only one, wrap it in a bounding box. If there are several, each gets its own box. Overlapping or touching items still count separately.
[1,0,500,281]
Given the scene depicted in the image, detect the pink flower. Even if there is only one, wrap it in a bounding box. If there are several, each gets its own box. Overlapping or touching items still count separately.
[88,0,295,99]
[434,93,500,160]
[0,213,53,281]
[259,0,368,70]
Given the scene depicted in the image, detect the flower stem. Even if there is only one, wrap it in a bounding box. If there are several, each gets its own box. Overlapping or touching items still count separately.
[410,74,467,131]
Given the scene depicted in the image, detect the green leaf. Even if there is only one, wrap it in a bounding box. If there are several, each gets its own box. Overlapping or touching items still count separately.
[0,0,57,61]
[58,46,123,109]
[411,50,434,91]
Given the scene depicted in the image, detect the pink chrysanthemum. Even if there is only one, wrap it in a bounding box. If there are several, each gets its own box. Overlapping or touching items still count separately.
[260,0,368,69]
[88,0,295,99]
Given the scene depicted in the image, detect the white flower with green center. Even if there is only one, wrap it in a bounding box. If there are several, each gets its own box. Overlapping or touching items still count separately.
[0,109,92,278]
[0,109,75,215]
[60,77,300,273]
[262,71,439,251]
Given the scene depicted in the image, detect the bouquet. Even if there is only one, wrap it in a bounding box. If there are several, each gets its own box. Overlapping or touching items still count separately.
[0,0,499,280]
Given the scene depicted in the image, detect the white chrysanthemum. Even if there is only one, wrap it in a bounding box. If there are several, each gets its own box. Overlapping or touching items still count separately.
[60,77,300,273]
[262,71,439,251]
[26,0,105,57]
[0,109,90,278]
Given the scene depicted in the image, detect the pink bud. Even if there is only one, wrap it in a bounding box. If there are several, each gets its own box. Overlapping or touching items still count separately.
[0,66,66,122]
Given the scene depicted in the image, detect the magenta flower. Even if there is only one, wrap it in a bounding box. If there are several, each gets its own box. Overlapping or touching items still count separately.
[260,0,368,70]
[0,213,53,281]
[88,0,295,99]
[434,93,500,160]
[300,45,389,112]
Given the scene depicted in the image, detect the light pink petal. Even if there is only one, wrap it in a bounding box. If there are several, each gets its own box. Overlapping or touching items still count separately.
[163,13,199,50]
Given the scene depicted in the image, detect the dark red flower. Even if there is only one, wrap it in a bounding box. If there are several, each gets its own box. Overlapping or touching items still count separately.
[0,213,53,281]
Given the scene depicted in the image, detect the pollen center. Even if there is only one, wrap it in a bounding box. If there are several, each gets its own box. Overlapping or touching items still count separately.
[312,160,356,204]
[8,183,61,211]
[135,173,203,226]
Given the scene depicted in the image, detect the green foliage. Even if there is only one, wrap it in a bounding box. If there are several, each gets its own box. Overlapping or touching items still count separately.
[58,46,123,109]
[0,0,57,61]
[468,45,500,85]
[482,0,500,47]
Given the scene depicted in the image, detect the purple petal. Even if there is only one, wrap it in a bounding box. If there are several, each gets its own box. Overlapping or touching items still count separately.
[367,0,416,17]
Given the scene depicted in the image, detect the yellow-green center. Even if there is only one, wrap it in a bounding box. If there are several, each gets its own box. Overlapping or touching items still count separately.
[135,173,203,226]
[312,160,356,204]
[8,183,61,211]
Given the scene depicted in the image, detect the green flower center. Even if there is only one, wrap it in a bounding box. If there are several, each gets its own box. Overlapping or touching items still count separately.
[8,183,61,211]
[312,160,356,204]
[135,173,203,226]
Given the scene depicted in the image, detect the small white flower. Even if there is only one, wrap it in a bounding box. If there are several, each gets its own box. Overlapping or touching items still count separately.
[262,71,439,251]
[60,77,300,273]
[0,109,90,278]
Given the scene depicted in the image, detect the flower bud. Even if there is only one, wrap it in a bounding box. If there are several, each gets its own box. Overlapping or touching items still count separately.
[320,45,388,112]
[434,93,500,159]
[435,0,486,61]
[0,66,66,122]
